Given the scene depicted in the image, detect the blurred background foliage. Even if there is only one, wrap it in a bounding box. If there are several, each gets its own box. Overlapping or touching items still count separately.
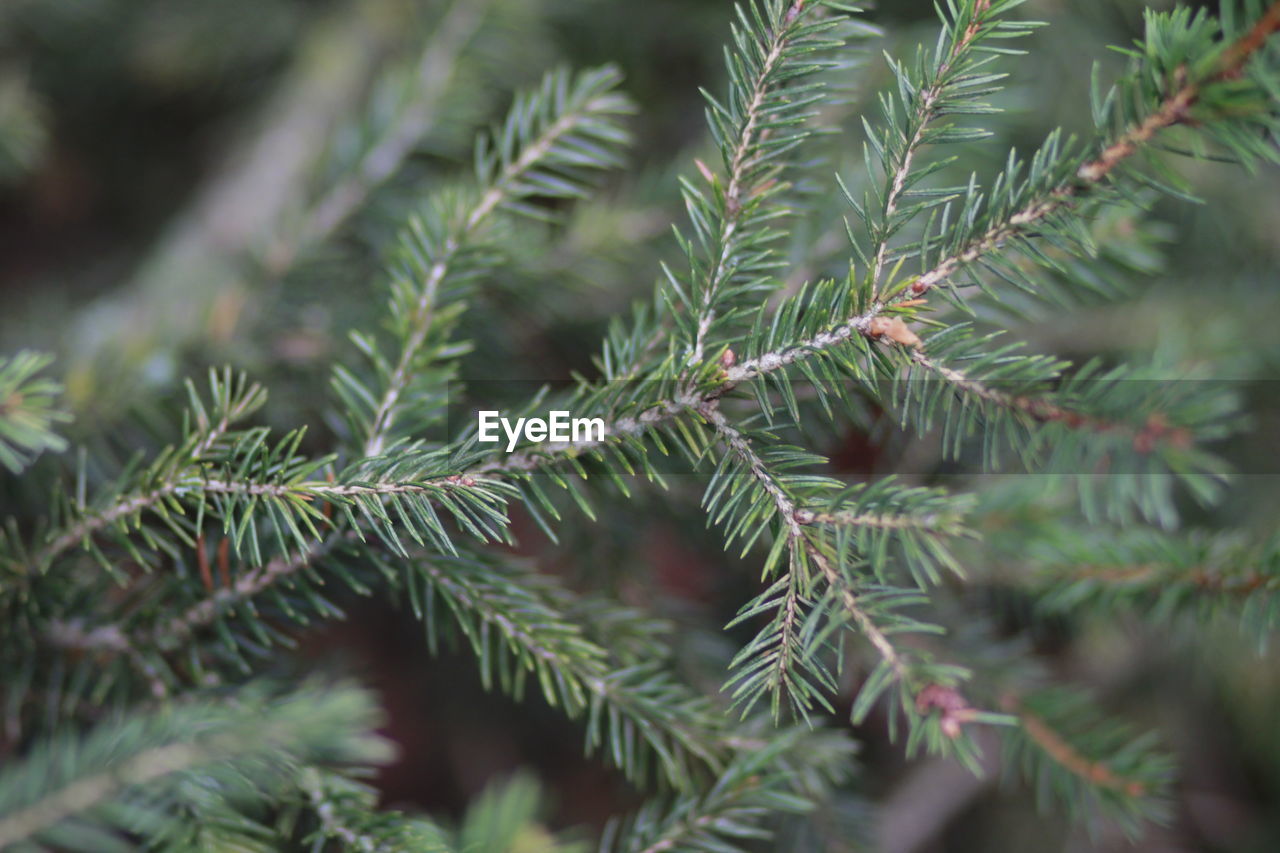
[0,0,1278,849]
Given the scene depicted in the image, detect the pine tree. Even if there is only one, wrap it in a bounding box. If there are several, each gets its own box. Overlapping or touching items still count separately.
[2,0,1279,849]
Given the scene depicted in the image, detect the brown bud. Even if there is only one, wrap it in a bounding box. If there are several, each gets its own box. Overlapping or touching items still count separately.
[917,683,972,739]
[916,683,968,715]
[867,316,921,348]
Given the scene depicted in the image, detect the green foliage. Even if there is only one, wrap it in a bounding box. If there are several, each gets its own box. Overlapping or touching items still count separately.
[0,682,391,851]
[986,510,1280,637]
[293,770,455,853]
[6,368,514,582]
[662,0,877,365]
[2,0,1279,848]
[297,770,580,853]
[1002,686,1176,836]
[0,352,68,475]
[851,0,1040,287]
[598,726,854,853]
[334,64,634,457]
[451,772,583,853]
[377,547,729,788]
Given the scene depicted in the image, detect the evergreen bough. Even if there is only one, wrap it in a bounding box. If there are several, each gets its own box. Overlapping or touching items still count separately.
[2,0,1279,848]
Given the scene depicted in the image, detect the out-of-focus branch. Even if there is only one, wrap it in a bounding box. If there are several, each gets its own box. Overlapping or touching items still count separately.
[61,1,418,409]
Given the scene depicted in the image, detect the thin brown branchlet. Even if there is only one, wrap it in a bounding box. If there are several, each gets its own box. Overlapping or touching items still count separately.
[1057,560,1277,594]
[908,350,1194,452]
[1080,3,1280,182]
[1002,693,1148,796]
[43,532,350,695]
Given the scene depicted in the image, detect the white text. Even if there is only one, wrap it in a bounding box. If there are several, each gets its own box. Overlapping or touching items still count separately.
[477,410,606,452]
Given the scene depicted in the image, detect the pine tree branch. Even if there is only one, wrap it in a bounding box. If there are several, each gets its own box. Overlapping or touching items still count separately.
[361,68,631,456]
[37,485,184,569]
[701,406,812,716]
[995,684,1172,831]
[0,351,69,475]
[901,5,1278,296]
[43,533,349,700]
[40,434,651,669]
[36,67,633,674]
[700,402,909,691]
[600,727,852,853]
[299,769,455,852]
[635,812,722,853]
[795,506,958,531]
[693,402,981,728]
[909,1,1280,300]
[906,349,1190,451]
[55,541,730,788]
[23,373,268,571]
[0,685,389,850]
[1003,694,1147,797]
[28,471,497,575]
[53,384,923,742]
[1078,1,1280,183]
[728,3,1280,379]
[197,477,491,500]
[1221,1,1280,68]
[811,545,909,676]
[153,533,349,650]
[0,742,204,847]
[687,0,814,366]
[1069,562,1278,595]
[715,202,1060,383]
[396,550,730,786]
[769,567,806,713]
[985,526,1280,631]
[45,418,668,687]
[867,0,994,296]
[46,620,170,699]
[42,536,339,705]
[11,4,1279,846]
[699,401,804,534]
[302,771,381,853]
